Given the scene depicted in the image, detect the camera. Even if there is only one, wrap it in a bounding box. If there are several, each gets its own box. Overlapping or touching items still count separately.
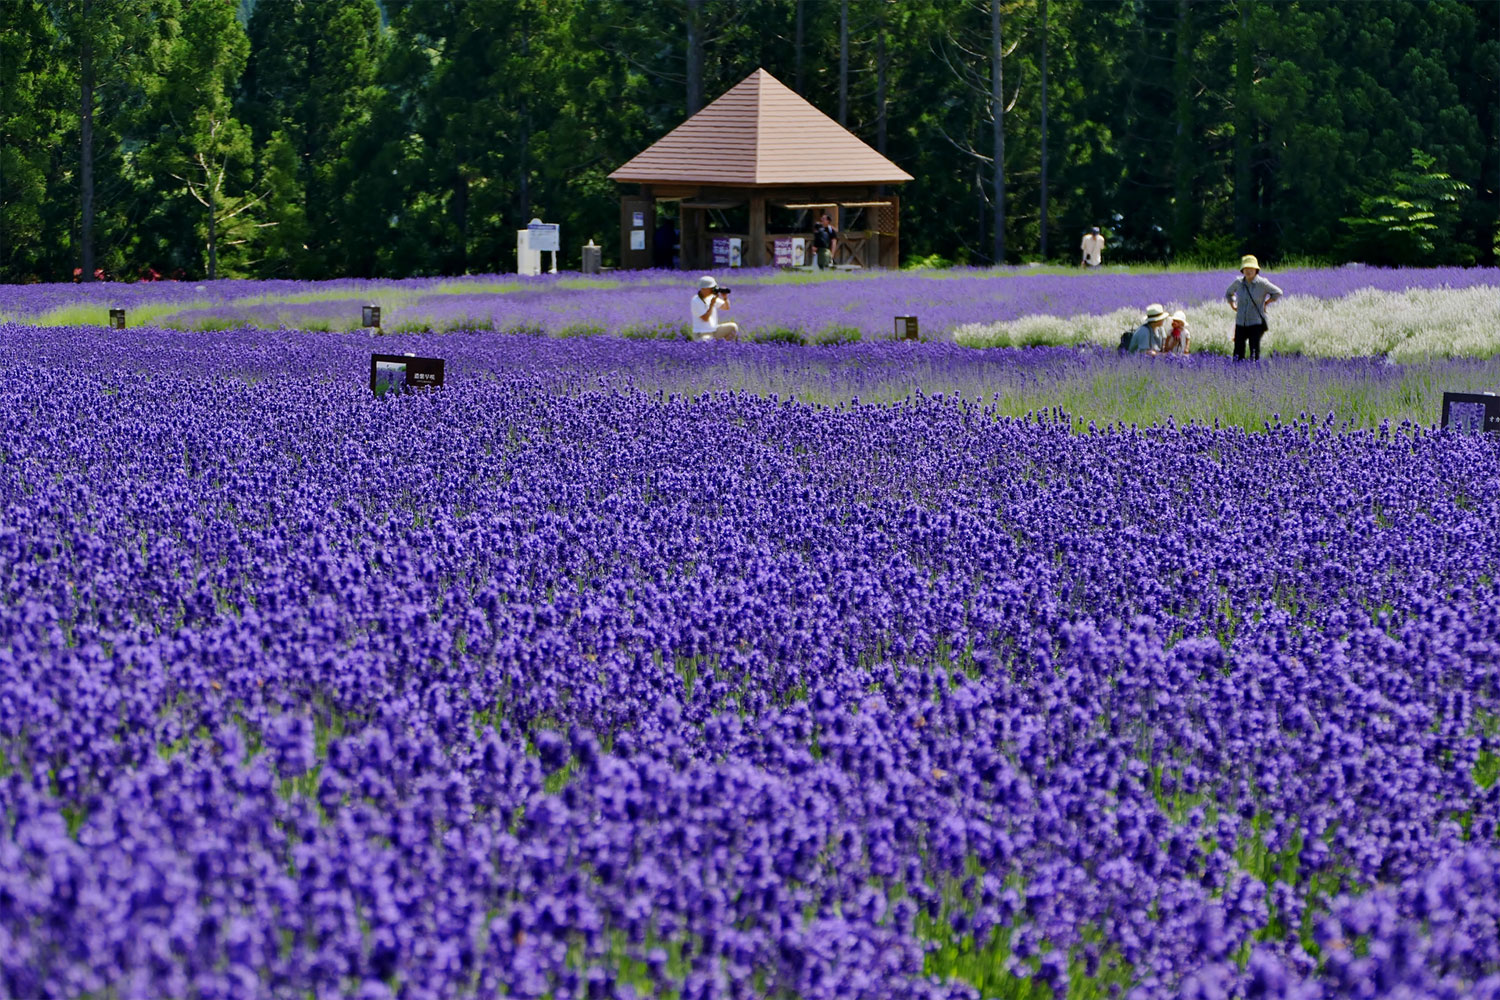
[716,286,732,295]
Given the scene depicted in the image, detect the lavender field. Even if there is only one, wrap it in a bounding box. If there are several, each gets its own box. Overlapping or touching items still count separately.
[5,266,1498,359]
[4,295,1500,999]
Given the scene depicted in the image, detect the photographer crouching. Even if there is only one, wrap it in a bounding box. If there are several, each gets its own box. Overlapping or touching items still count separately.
[692,275,739,342]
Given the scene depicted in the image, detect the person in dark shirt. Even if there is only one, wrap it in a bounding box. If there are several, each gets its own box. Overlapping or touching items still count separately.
[653,218,677,270]
[812,213,838,270]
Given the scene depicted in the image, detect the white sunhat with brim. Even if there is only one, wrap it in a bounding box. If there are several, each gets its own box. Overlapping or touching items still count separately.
[1143,303,1169,322]
[699,275,719,289]
[1170,310,1188,324]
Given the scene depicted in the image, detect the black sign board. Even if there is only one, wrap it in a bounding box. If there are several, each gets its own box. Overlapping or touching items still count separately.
[895,315,919,340]
[370,353,445,397]
[1441,392,1500,433]
[108,308,126,329]
[362,304,381,328]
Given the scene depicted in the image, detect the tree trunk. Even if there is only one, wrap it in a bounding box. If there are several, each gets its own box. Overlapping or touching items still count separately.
[875,8,888,154]
[1038,0,1048,259]
[520,20,531,222]
[1171,0,1195,255]
[79,0,95,282]
[838,0,848,127]
[454,174,469,274]
[794,0,805,94]
[976,162,986,258]
[519,118,530,224]
[206,171,218,280]
[686,0,704,116]
[1234,0,1253,241]
[991,0,1005,265]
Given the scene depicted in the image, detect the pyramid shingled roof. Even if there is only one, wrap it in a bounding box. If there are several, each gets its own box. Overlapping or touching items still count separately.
[609,68,912,187]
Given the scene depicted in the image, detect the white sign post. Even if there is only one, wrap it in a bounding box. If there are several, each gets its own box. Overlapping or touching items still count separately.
[516,228,541,275]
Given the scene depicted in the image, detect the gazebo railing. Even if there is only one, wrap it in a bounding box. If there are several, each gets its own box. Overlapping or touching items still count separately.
[689,231,891,270]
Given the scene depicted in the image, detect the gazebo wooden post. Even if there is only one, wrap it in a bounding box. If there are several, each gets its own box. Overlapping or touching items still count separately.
[884,193,901,268]
[619,186,654,269]
[832,204,843,266]
[680,206,701,270]
[748,196,767,268]
[672,200,684,269]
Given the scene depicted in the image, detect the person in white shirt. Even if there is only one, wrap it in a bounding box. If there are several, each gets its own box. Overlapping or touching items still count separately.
[1080,227,1105,268]
[691,275,738,341]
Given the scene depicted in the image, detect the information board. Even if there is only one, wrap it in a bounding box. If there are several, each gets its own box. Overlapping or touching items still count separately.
[1440,392,1500,433]
[370,353,445,397]
[526,222,560,253]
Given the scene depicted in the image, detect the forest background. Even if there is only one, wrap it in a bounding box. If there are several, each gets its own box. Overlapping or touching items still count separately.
[2,0,1497,284]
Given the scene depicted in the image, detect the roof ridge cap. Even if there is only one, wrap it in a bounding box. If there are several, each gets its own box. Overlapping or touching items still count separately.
[752,69,768,186]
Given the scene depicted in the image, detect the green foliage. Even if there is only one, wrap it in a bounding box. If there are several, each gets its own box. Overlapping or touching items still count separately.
[555,322,606,339]
[237,0,383,278]
[904,253,957,269]
[132,0,259,278]
[812,325,862,347]
[621,321,690,341]
[1341,149,1474,266]
[1,0,1495,281]
[1476,749,1500,791]
[1179,233,1245,271]
[748,326,810,346]
[0,1,72,281]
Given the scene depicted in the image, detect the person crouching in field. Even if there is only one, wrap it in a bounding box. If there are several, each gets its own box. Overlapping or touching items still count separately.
[1127,303,1170,354]
[1161,310,1191,355]
[1225,254,1282,360]
[692,275,738,342]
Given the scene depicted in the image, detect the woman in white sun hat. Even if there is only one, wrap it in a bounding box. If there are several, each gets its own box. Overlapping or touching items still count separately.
[1127,303,1170,354]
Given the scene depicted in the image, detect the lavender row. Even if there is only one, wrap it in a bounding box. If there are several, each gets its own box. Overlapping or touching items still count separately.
[2,329,1500,998]
[4,266,1498,341]
[9,321,1500,431]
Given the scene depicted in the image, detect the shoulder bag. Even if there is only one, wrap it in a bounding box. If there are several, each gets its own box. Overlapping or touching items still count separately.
[1241,277,1269,329]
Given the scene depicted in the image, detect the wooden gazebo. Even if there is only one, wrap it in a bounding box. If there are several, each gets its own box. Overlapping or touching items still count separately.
[608,68,912,270]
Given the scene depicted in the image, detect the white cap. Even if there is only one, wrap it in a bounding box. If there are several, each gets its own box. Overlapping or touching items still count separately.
[698,275,718,289]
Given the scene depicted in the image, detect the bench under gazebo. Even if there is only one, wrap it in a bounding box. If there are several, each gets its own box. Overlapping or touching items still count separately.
[608,68,912,271]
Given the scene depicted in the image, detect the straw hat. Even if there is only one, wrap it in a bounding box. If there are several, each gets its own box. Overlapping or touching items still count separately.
[1170,310,1187,325]
[1239,254,1260,272]
[1143,303,1169,323]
